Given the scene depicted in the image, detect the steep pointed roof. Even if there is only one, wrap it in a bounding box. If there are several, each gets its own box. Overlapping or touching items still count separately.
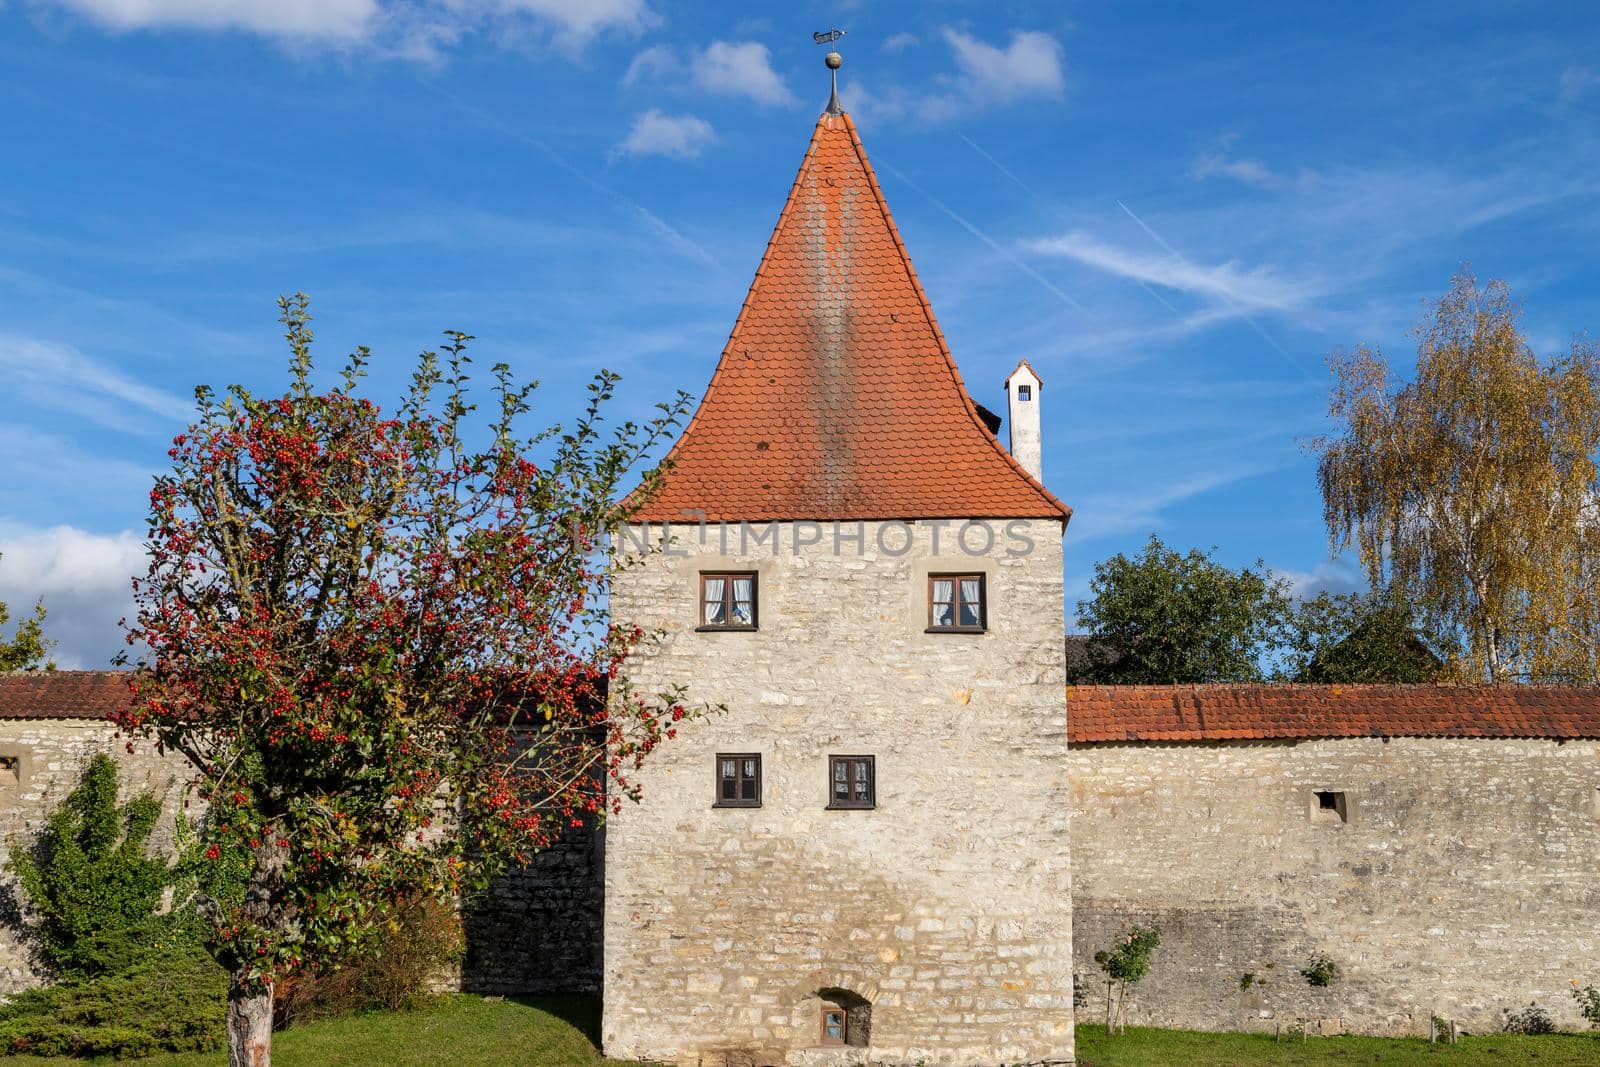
[634,111,1071,523]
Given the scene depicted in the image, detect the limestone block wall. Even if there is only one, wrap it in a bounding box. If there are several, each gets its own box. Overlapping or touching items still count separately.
[0,719,189,993]
[603,520,1073,1066]
[1069,737,1600,1036]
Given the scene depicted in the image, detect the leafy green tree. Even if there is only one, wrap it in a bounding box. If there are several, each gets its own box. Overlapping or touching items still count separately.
[0,557,53,672]
[1077,536,1292,683]
[8,754,169,977]
[1287,592,1441,683]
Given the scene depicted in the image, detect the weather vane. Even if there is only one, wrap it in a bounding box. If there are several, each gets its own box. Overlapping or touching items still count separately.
[813,28,847,115]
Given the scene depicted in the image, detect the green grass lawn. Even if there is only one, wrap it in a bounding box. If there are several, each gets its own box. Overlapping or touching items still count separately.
[3,998,1597,1065]
[1077,1023,1600,1066]
[0,995,630,1066]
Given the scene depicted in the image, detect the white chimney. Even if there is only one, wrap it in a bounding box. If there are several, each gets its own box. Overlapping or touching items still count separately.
[1004,359,1043,482]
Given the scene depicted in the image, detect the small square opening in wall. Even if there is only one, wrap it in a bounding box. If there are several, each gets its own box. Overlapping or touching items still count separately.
[1313,790,1348,823]
[0,757,20,789]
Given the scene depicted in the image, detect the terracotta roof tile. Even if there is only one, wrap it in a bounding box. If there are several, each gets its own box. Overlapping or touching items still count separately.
[0,671,130,719]
[1067,684,1600,743]
[633,111,1070,523]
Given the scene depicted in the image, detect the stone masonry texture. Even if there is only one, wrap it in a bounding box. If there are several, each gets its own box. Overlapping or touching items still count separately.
[603,520,1074,1067]
[1069,736,1600,1036]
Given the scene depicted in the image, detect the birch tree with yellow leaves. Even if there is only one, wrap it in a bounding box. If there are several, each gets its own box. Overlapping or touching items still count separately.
[1316,270,1600,683]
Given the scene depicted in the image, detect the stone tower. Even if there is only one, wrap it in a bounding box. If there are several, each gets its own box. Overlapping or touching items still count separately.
[602,102,1075,1066]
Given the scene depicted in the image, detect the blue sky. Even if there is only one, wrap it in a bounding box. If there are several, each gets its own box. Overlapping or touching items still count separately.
[2,1,1598,665]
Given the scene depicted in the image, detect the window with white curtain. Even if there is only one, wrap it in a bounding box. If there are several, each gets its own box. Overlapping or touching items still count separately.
[928,573,985,632]
[700,572,758,629]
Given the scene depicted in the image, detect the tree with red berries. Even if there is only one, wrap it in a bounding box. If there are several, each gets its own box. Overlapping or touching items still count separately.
[118,295,700,1067]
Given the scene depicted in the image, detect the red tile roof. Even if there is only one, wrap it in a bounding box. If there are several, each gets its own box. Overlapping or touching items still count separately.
[0,671,130,720]
[633,111,1071,523]
[1068,684,1600,743]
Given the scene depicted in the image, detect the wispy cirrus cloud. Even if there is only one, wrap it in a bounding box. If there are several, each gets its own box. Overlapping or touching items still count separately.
[1066,461,1286,545]
[1026,230,1315,312]
[1192,152,1290,190]
[616,110,715,160]
[0,335,192,434]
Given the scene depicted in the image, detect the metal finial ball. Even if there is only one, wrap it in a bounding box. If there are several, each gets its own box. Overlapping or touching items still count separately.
[825,51,843,70]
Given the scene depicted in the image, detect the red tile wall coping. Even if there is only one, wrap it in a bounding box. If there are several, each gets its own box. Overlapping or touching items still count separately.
[1069,683,1600,743]
[17,672,1596,744]
[0,671,132,720]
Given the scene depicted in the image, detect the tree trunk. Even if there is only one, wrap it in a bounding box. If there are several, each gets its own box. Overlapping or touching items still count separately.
[224,837,288,1067]
[227,973,273,1067]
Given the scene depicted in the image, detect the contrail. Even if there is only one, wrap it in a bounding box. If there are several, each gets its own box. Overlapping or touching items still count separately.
[437,91,722,272]
[878,160,1088,316]
[959,134,1181,318]
[1115,198,1316,380]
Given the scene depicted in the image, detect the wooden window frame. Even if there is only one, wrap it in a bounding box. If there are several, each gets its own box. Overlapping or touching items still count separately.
[820,1004,848,1045]
[827,754,875,811]
[697,571,759,632]
[926,572,986,633]
[714,753,762,808]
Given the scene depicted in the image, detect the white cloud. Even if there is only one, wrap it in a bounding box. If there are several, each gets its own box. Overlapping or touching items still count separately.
[856,29,1066,124]
[695,40,793,107]
[42,0,375,38]
[882,31,917,53]
[0,335,192,433]
[47,0,375,38]
[34,0,654,51]
[621,39,794,107]
[617,109,715,159]
[942,28,1064,101]
[1026,230,1314,312]
[1280,557,1365,600]
[1192,152,1279,189]
[493,0,651,39]
[0,524,146,669]
[623,42,675,87]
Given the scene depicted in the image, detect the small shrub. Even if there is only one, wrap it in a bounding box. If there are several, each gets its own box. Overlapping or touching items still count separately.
[275,894,464,1027]
[1093,924,1161,1035]
[1574,984,1600,1028]
[1502,1002,1555,1035]
[1301,953,1339,988]
[1239,973,1255,990]
[0,943,225,1057]
[1,756,241,1058]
